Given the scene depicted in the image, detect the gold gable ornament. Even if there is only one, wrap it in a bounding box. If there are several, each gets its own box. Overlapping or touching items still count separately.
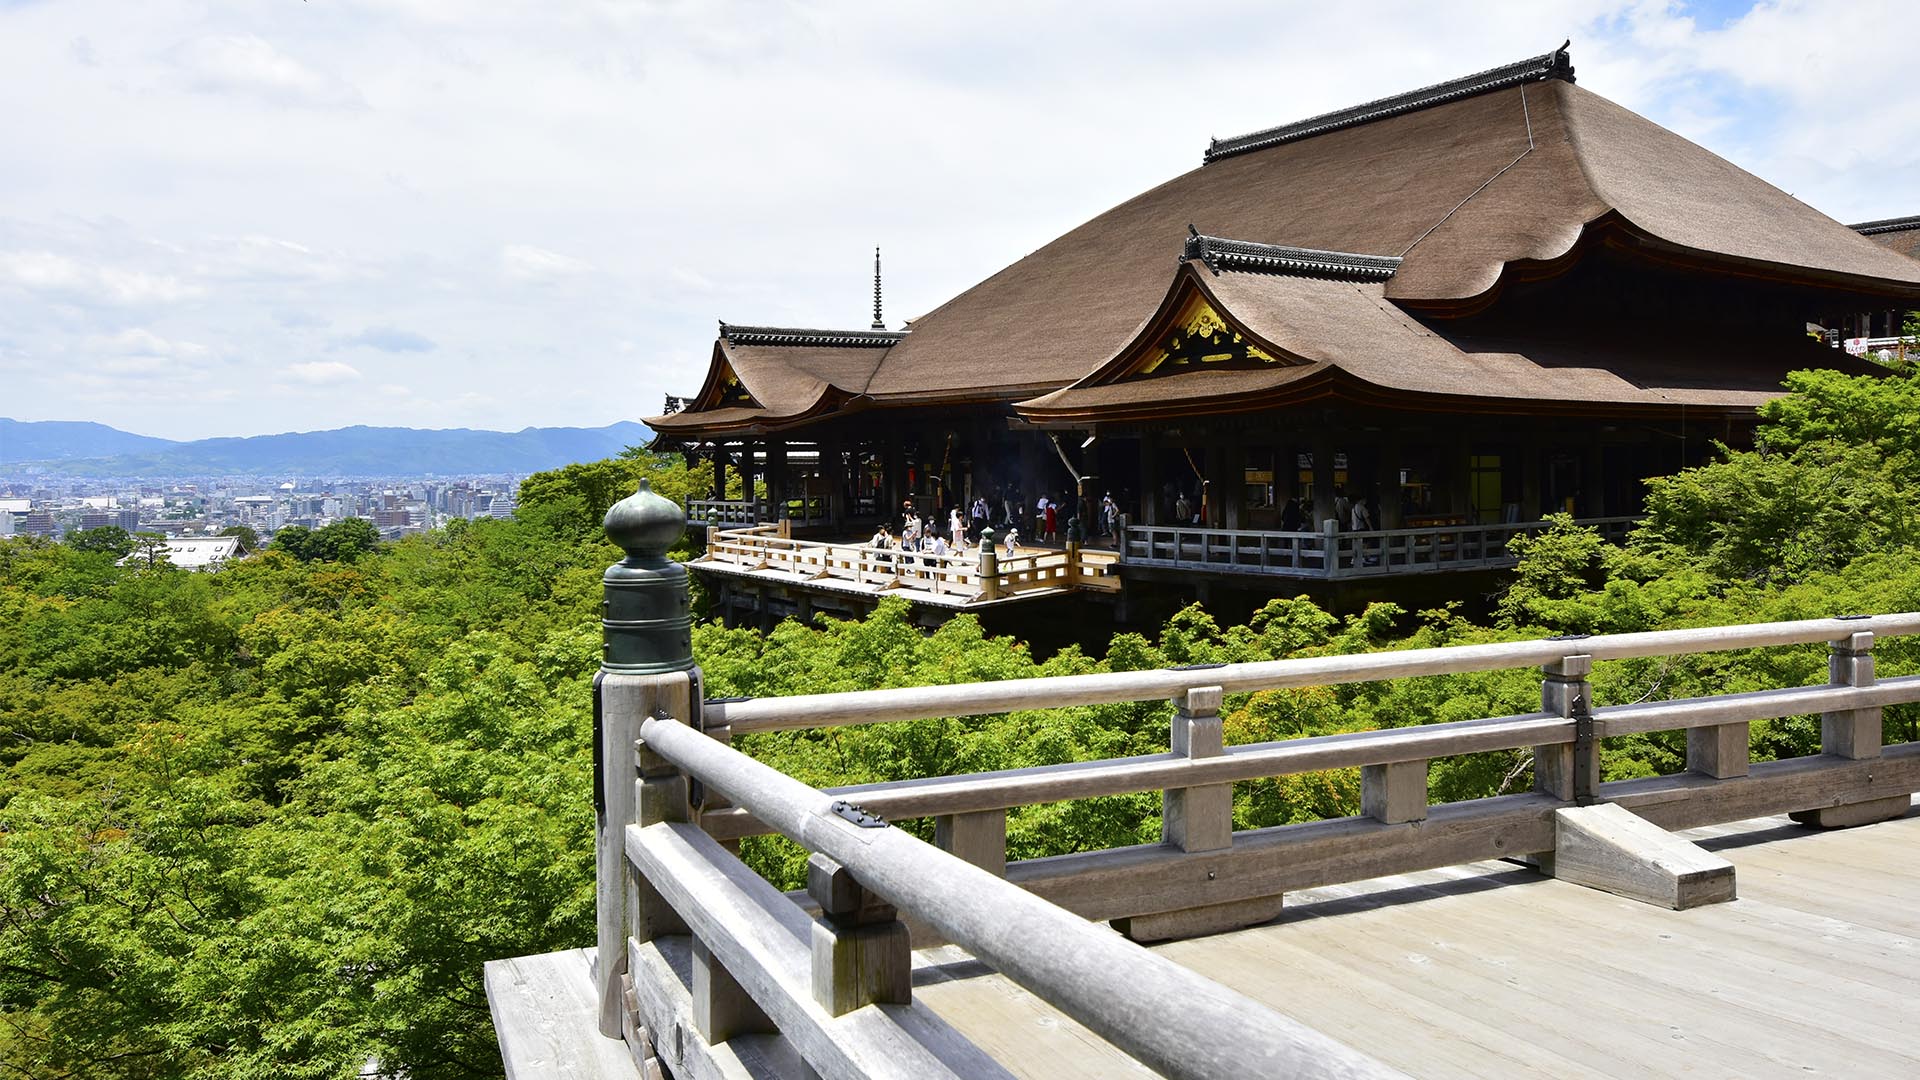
[1134,294,1279,378]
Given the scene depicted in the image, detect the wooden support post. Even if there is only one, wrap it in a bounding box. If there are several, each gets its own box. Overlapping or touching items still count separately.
[935,809,1007,876]
[807,854,911,1016]
[1793,630,1907,827]
[1686,721,1750,779]
[977,534,1001,601]
[691,937,774,1044]
[1534,653,1595,804]
[1163,685,1231,852]
[1550,803,1735,909]
[1361,760,1428,823]
[1119,685,1282,943]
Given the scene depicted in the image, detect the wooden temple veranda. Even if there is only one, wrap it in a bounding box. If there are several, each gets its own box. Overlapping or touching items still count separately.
[647,44,1920,625]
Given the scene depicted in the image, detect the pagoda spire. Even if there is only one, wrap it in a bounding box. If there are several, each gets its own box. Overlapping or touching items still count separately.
[871,246,885,330]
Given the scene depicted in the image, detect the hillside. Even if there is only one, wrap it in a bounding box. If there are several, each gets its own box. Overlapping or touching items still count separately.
[0,418,180,461]
[2,420,654,476]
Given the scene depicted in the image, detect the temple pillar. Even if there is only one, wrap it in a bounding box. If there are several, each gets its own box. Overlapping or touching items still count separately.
[1448,428,1470,518]
[823,435,846,529]
[1586,441,1606,517]
[1141,432,1160,526]
[1377,435,1402,529]
[768,440,789,518]
[1217,440,1241,530]
[1311,431,1336,529]
[883,431,904,525]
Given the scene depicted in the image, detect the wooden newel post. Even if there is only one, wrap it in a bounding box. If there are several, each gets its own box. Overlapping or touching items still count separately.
[807,852,911,1016]
[1536,653,1596,804]
[1793,629,1907,828]
[1163,685,1231,852]
[596,479,699,1039]
[978,528,1001,601]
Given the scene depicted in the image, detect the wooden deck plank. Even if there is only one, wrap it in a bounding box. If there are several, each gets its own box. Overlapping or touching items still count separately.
[485,948,641,1080]
[910,808,1920,1080]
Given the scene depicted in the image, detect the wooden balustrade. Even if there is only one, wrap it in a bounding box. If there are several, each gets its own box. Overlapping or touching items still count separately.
[695,526,1111,604]
[596,611,1920,1079]
[1122,515,1638,578]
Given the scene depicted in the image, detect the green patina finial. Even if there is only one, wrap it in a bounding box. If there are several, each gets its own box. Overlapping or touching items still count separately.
[604,477,685,568]
[601,478,694,674]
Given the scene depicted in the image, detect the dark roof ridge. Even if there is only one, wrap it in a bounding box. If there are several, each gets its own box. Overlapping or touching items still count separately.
[718,322,906,348]
[1183,228,1402,281]
[1851,215,1920,236]
[1203,42,1576,164]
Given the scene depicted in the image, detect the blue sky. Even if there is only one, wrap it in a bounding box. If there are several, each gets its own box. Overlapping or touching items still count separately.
[1,0,1914,440]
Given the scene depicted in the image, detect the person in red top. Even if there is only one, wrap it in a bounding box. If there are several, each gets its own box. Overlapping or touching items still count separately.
[1043,499,1058,543]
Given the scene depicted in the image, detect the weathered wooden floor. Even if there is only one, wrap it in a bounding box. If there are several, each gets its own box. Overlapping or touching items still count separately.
[914,799,1920,1079]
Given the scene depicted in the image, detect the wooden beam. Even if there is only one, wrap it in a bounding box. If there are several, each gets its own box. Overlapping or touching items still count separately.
[1546,803,1735,910]
[626,821,1015,1079]
[1362,761,1428,824]
[934,810,1006,876]
[704,615,1920,732]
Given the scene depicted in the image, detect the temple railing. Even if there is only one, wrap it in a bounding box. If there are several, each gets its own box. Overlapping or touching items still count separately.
[1121,515,1638,578]
[597,602,1920,1077]
[688,498,765,526]
[693,525,1118,604]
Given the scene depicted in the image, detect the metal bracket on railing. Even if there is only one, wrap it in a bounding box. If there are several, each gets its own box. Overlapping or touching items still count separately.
[1570,689,1597,807]
[830,800,889,828]
[591,670,607,820]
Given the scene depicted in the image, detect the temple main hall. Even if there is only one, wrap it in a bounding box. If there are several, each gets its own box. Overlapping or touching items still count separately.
[646,44,1920,625]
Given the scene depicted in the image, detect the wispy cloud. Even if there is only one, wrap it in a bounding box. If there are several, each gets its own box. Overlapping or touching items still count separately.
[285,360,363,385]
[502,244,592,281]
[337,326,435,353]
[167,33,362,109]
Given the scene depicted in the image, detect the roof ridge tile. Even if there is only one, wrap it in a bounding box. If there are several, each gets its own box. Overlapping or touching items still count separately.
[718,322,906,348]
[1204,41,1575,164]
[1183,228,1401,281]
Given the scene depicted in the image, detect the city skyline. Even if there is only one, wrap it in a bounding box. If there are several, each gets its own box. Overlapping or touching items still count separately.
[3,0,1915,441]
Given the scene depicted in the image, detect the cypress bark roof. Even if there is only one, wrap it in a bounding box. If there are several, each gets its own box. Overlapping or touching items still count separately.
[1853,216,1920,261]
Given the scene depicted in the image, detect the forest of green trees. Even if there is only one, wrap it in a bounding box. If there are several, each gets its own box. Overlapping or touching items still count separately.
[6,365,1920,1079]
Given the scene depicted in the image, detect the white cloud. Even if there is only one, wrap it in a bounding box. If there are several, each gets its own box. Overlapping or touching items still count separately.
[285,360,363,385]
[502,244,592,281]
[0,250,201,306]
[98,328,208,358]
[168,33,362,109]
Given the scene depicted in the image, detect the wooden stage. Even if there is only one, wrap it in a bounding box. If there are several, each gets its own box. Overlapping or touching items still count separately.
[912,800,1920,1079]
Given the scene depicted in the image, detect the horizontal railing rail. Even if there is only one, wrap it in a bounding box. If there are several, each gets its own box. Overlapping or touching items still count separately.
[705,612,1920,732]
[696,676,1920,839]
[1122,515,1637,579]
[635,715,1400,1080]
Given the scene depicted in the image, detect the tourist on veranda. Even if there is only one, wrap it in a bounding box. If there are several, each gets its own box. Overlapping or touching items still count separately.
[1044,498,1058,542]
[1279,495,1305,532]
[1003,528,1019,557]
[950,507,965,548]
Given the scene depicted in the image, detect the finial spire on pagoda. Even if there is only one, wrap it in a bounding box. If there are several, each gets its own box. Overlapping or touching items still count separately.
[871,246,884,330]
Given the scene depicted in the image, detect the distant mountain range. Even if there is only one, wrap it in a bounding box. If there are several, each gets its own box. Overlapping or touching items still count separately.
[0,418,655,477]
